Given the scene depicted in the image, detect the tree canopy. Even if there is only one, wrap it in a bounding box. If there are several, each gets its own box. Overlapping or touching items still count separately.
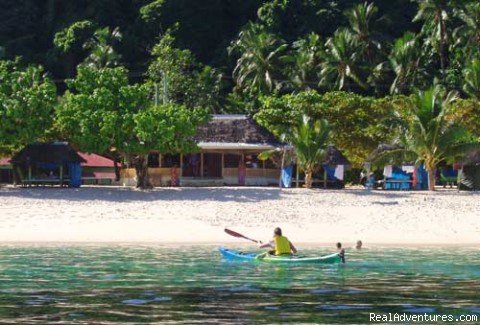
[256,90,398,166]
[56,65,207,187]
[0,60,57,155]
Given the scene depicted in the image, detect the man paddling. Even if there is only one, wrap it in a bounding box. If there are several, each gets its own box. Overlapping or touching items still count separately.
[259,227,297,256]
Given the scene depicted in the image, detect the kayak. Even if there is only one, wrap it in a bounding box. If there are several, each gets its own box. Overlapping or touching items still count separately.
[219,247,342,264]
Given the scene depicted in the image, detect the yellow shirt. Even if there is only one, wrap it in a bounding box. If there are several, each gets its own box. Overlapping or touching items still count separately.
[273,235,291,255]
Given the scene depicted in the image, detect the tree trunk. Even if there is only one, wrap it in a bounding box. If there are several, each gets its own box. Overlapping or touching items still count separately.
[304,169,313,189]
[134,155,151,189]
[427,167,436,191]
[438,9,449,79]
[113,155,121,182]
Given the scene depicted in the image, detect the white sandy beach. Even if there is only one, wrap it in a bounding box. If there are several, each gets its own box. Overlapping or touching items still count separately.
[0,186,479,245]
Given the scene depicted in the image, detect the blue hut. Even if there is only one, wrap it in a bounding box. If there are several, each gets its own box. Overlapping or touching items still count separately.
[11,142,86,187]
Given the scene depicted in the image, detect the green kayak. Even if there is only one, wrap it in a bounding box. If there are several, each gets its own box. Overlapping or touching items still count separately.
[219,247,342,264]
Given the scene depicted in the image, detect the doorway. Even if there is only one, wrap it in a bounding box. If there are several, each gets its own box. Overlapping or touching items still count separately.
[203,153,222,178]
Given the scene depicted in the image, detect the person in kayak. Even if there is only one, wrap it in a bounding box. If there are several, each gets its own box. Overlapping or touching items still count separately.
[259,227,297,256]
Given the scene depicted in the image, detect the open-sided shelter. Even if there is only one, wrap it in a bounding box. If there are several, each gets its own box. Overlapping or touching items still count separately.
[11,142,86,187]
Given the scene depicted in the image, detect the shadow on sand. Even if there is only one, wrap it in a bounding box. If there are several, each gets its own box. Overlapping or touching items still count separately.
[0,186,284,203]
[0,185,475,203]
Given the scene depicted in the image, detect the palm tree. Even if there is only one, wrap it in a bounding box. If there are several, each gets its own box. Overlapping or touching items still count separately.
[389,32,422,94]
[288,116,332,189]
[320,28,367,91]
[374,87,480,190]
[229,23,287,94]
[463,57,480,100]
[282,33,323,91]
[413,0,451,77]
[454,2,480,59]
[345,2,383,64]
[83,26,122,69]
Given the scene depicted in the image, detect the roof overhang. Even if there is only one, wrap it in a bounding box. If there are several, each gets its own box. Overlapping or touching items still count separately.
[197,142,280,150]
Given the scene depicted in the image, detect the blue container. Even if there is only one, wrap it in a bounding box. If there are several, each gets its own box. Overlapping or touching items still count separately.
[68,163,82,188]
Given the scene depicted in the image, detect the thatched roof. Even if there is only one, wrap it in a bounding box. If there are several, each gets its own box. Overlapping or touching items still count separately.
[195,115,282,147]
[11,142,86,165]
[324,145,350,166]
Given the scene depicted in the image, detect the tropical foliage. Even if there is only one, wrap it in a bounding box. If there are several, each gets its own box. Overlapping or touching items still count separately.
[389,32,424,94]
[229,23,287,95]
[0,60,56,155]
[147,30,223,112]
[56,66,207,188]
[373,87,480,190]
[287,116,332,189]
[256,91,397,166]
[463,57,480,100]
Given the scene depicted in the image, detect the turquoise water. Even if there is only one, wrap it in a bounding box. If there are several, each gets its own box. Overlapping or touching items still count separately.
[0,245,479,324]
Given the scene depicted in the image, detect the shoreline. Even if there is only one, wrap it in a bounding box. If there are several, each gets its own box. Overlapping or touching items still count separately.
[1,186,479,246]
[1,241,480,248]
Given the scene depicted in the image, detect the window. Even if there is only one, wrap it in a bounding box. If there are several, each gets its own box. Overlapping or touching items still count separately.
[148,153,160,167]
[245,154,261,169]
[224,154,241,168]
[161,154,180,168]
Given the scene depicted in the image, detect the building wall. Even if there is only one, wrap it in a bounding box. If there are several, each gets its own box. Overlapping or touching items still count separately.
[120,166,280,187]
[0,168,13,183]
[81,166,116,185]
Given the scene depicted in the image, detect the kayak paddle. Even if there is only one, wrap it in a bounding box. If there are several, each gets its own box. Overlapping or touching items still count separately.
[224,228,260,244]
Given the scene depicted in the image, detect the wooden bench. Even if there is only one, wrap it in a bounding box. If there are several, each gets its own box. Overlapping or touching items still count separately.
[384,179,413,190]
[21,178,70,187]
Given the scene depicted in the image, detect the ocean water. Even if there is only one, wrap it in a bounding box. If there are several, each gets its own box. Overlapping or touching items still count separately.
[0,245,479,324]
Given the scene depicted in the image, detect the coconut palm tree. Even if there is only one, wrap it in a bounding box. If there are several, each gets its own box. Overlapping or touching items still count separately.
[288,116,331,189]
[453,2,480,62]
[345,2,383,65]
[320,28,367,91]
[374,87,480,190]
[282,32,323,91]
[389,32,422,94]
[463,57,480,100]
[229,23,287,95]
[413,0,451,77]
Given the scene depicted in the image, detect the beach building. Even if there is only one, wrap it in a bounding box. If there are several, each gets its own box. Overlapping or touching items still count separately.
[11,142,86,187]
[3,143,116,187]
[120,114,352,188]
[121,115,284,187]
[0,157,13,184]
[78,152,116,185]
